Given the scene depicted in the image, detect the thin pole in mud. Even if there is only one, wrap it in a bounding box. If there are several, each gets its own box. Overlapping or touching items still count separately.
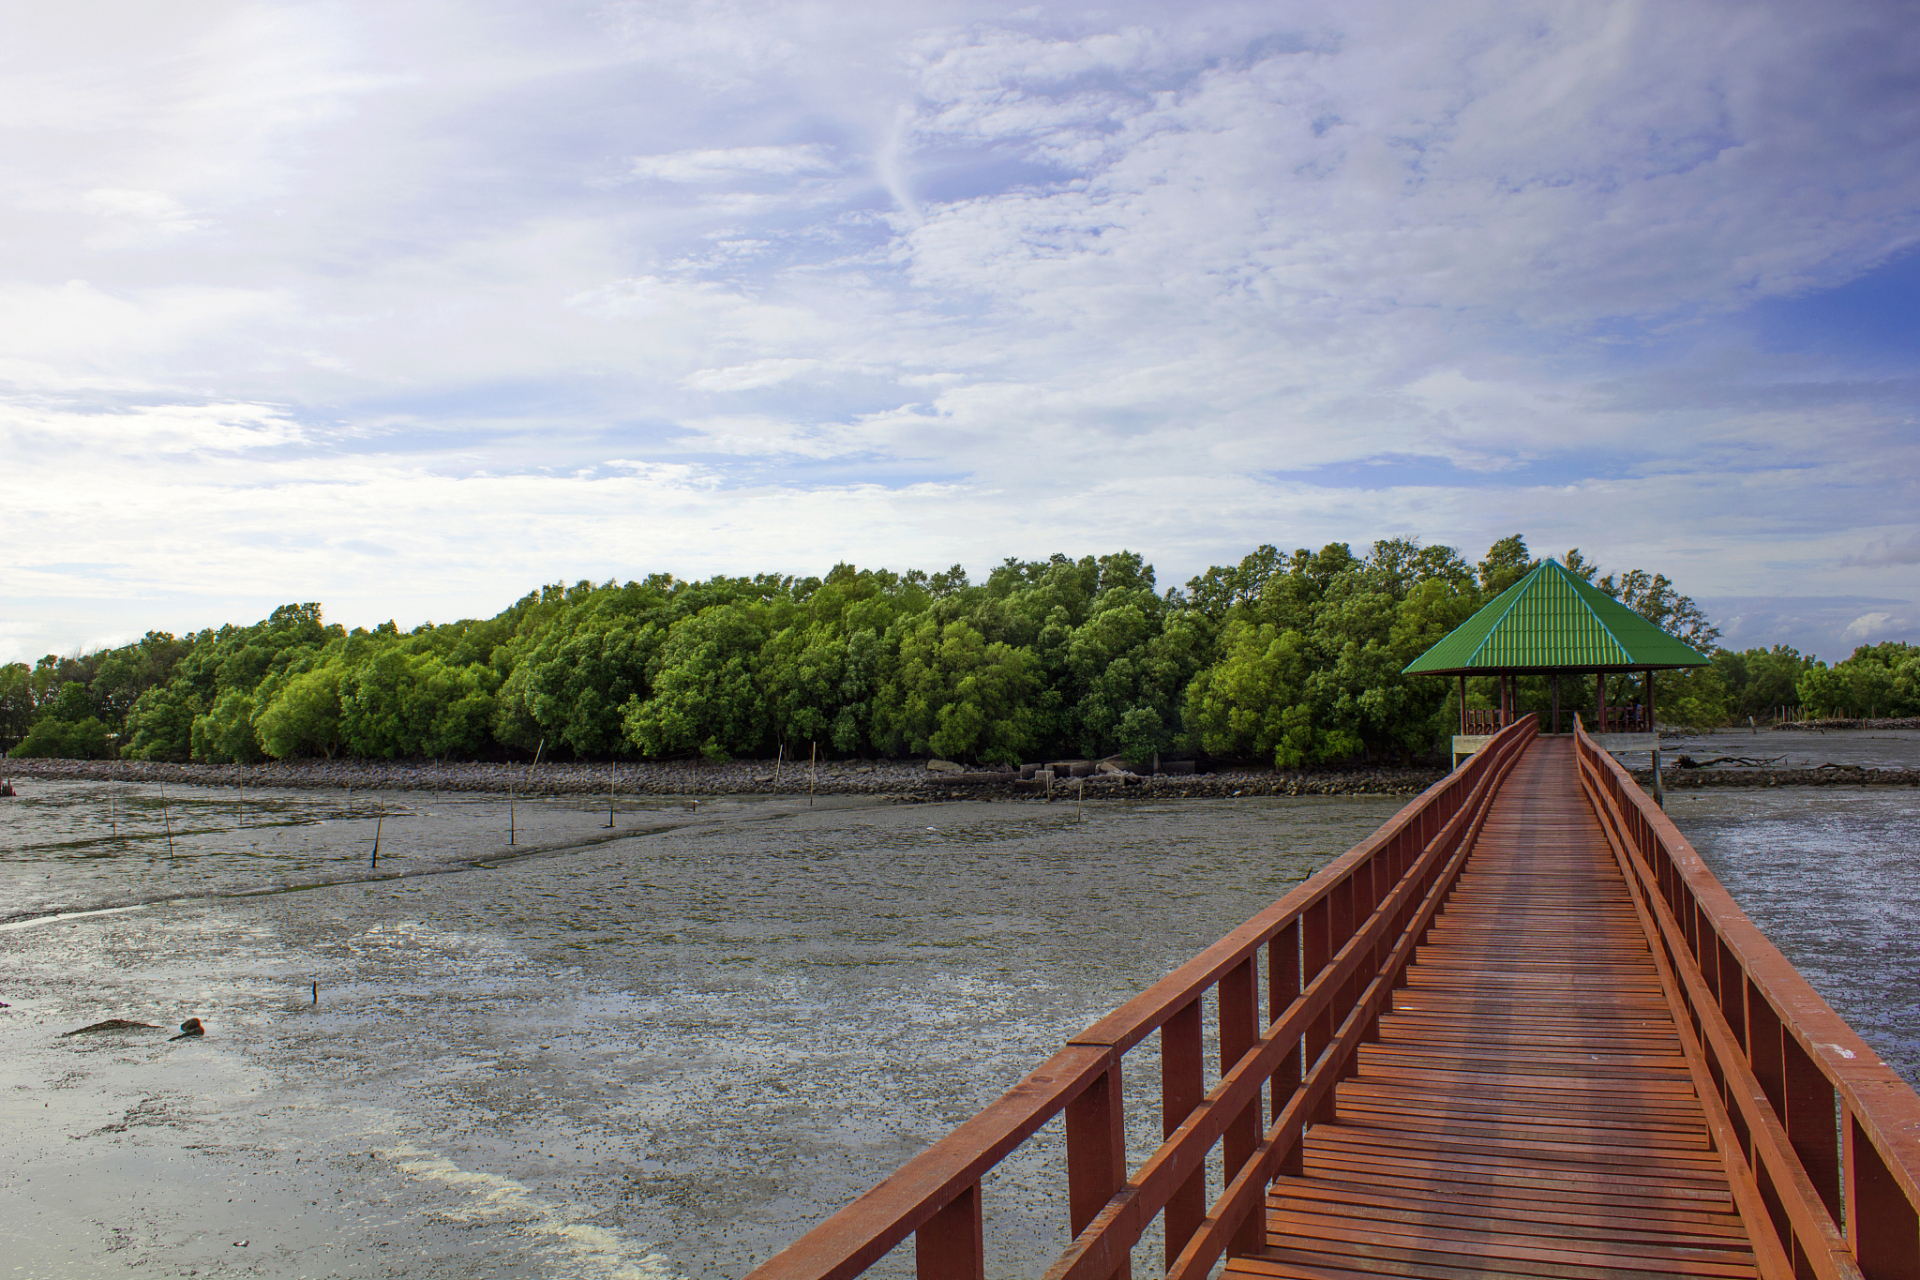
[109,765,118,839]
[605,760,616,829]
[371,809,382,867]
[1077,776,1083,823]
[159,782,175,857]
[511,739,545,847]
[775,742,784,787]
[809,741,816,809]
[311,981,318,1006]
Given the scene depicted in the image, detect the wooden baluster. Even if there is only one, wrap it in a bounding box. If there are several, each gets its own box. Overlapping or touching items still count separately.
[1220,957,1263,1257]
[1270,922,1304,1175]
[1746,985,1786,1119]
[1781,1034,1842,1225]
[1303,898,1333,1123]
[1844,1109,1920,1280]
[1066,1057,1130,1280]
[1717,941,1747,1052]
[1162,1000,1204,1267]
[1331,876,1359,1083]
[916,1183,983,1280]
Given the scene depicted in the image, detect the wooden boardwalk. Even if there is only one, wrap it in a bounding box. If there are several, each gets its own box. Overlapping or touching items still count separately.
[751,718,1920,1280]
[1231,736,1757,1279]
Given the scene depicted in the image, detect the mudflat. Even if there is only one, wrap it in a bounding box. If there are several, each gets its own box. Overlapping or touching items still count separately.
[0,785,1399,1279]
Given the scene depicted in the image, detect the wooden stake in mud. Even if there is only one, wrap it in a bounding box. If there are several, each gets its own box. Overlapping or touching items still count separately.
[109,764,118,839]
[606,760,616,829]
[809,741,817,809]
[159,782,175,857]
[511,739,544,847]
[371,810,383,867]
[775,742,784,787]
[1077,776,1083,823]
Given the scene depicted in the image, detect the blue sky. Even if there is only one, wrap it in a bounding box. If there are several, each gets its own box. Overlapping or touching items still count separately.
[2,0,1917,662]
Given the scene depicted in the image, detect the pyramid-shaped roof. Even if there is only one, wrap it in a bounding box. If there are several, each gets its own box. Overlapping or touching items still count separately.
[1403,559,1713,675]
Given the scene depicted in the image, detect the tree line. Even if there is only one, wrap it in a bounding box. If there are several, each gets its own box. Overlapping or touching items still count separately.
[3,536,1901,766]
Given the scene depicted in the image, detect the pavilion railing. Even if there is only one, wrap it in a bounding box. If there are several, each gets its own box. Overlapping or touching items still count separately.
[1462,707,1509,734]
[1575,716,1920,1280]
[748,715,1537,1280]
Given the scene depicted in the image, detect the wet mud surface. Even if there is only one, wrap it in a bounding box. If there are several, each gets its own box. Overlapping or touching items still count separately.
[3,775,1915,1278]
[1657,726,1920,770]
[2,787,1396,1278]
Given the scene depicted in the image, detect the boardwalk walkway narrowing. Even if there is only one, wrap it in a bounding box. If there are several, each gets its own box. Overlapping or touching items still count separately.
[1231,737,1757,1278]
[749,718,1920,1280]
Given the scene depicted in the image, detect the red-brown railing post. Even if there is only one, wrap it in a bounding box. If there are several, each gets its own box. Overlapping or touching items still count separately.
[1302,898,1333,1123]
[1066,1056,1129,1280]
[1845,1111,1920,1280]
[916,1183,983,1280]
[1161,1000,1204,1266]
[1781,1034,1842,1223]
[1270,919,1303,1177]
[1219,956,1263,1257]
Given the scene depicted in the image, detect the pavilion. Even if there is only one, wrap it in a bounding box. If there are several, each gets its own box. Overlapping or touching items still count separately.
[1403,558,1712,765]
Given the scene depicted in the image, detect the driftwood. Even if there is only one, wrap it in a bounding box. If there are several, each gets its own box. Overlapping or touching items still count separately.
[1675,755,1786,769]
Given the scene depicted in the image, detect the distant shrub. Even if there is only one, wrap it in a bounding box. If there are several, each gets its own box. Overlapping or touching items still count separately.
[9,715,113,759]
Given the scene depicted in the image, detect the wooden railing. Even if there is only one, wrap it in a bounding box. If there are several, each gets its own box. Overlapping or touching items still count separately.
[1463,707,1508,734]
[748,715,1538,1280]
[1575,716,1920,1280]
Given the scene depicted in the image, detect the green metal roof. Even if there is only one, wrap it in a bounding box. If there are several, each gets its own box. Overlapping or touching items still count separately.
[1403,559,1713,675]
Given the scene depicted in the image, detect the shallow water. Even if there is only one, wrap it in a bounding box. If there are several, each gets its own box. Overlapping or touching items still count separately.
[1665,786,1920,1087]
[2,775,1915,1279]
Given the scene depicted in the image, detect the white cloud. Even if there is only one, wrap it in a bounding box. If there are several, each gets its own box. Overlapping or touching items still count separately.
[624,145,837,183]
[79,187,210,233]
[1845,531,1920,567]
[1,0,1918,661]
[682,358,822,391]
[1843,611,1905,641]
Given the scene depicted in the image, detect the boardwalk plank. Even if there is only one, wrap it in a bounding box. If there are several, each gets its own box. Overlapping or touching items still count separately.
[1224,736,1756,1280]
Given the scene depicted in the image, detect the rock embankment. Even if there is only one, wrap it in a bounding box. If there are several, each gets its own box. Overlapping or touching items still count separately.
[1631,766,1920,788]
[0,756,1447,800]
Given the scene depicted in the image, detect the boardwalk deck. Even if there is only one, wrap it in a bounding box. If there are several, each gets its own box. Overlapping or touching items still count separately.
[1231,736,1757,1279]
[750,717,1920,1280]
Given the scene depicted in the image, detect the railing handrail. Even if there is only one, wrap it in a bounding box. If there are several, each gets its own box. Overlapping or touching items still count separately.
[1572,716,1920,1276]
[751,717,1538,1280]
[1073,750,1482,1055]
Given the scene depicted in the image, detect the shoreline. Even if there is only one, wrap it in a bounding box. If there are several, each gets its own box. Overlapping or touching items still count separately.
[11,755,1916,797]
[0,754,1450,799]
[1633,765,1920,788]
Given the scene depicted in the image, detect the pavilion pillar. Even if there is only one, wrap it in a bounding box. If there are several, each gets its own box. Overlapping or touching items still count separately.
[1457,675,1466,735]
[1595,672,1607,735]
[1645,669,1655,733]
[1551,674,1560,734]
